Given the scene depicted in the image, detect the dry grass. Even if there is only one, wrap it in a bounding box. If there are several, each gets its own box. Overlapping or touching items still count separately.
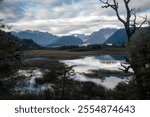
[23,48,128,59]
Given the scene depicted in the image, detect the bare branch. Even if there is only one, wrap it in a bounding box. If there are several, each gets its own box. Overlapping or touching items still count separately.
[130,8,135,13]
[119,63,131,73]
[139,15,147,28]
[118,56,131,73]
[126,0,130,3]
[100,0,126,25]
[99,0,108,4]
[130,11,137,35]
[100,0,116,9]
[99,0,148,41]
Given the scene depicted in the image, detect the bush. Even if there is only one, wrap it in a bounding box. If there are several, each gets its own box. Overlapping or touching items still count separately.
[129,28,150,99]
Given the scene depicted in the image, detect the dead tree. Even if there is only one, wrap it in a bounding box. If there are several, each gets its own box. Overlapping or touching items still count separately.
[100,0,147,73]
[99,0,147,41]
[118,63,131,73]
[100,0,148,99]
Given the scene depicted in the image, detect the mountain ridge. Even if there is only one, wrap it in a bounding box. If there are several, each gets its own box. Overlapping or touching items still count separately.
[47,36,83,47]
[105,29,128,45]
[86,28,118,44]
[11,30,59,46]
[0,30,42,50]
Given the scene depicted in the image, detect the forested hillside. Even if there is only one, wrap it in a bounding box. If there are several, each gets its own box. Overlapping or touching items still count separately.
[0,30,42,51]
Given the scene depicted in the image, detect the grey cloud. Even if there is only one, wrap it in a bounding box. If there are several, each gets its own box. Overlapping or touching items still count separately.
[0,0,149,35]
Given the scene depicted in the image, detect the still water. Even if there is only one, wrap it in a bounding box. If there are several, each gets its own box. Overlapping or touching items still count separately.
[19,55,132,91]
[61,55,132,89]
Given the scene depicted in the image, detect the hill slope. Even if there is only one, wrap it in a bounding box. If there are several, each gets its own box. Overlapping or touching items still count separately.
[105,29,128,44]
[87,28,117,44]
[48,36,83,47]
[0,30,42,50]
[11,30,59,46]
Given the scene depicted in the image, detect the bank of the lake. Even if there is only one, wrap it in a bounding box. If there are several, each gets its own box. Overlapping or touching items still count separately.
[12,48,133,99]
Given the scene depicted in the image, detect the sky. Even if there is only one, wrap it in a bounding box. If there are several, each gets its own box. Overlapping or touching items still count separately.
[0,0,150,35]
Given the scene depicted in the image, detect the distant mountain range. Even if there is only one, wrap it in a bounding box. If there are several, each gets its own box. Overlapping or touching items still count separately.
[48,36,83,47]
[11,28,131,47]
[86,28,118,44]
[11,30,59,46]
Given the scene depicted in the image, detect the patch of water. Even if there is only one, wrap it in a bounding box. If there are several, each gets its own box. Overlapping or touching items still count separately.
[17,69,52,92]
[74,73,129,89]
[61,55,133,73]
[61,55,132,89]
[18,69,43,84]
[23,58,50,62]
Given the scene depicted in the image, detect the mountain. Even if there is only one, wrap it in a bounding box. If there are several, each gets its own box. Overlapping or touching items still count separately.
[48,36,83,47]
[11,28,117,46]
[0,30,42,50]
[105,29,128,44]
[11,30,59,46]
[15,39,42,50]
[86,28,117,44]
[71,34,90,42]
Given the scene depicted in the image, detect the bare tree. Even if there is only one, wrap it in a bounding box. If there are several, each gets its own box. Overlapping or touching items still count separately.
[99,0,147,41]
[100,0,149,99]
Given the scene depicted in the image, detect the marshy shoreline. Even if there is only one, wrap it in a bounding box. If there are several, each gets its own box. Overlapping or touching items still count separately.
[2,47,133,100]
[23,47,128,60]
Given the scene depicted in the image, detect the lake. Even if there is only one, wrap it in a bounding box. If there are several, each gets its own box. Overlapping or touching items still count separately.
[61,55,132,89]
[18,55,132,92]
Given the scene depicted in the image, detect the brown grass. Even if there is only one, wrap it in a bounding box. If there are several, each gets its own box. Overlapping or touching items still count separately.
[23,47,128,59]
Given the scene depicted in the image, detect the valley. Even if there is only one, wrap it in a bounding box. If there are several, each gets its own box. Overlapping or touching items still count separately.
[0,0,150,101]
[0,28,137,100]
[11,28,128,47]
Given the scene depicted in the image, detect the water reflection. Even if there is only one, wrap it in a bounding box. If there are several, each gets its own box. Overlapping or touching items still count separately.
[61,55,131,73]
[17,69,52,92]
[74,74,128,89]
[61,55,132,89]
[19,55,132,90]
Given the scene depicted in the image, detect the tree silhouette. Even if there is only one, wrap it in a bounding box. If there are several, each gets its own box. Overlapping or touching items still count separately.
[100,0,149,99]
[99,0,147,41]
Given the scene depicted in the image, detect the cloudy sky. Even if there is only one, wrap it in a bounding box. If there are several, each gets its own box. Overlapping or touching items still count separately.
[0,0,150,35]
